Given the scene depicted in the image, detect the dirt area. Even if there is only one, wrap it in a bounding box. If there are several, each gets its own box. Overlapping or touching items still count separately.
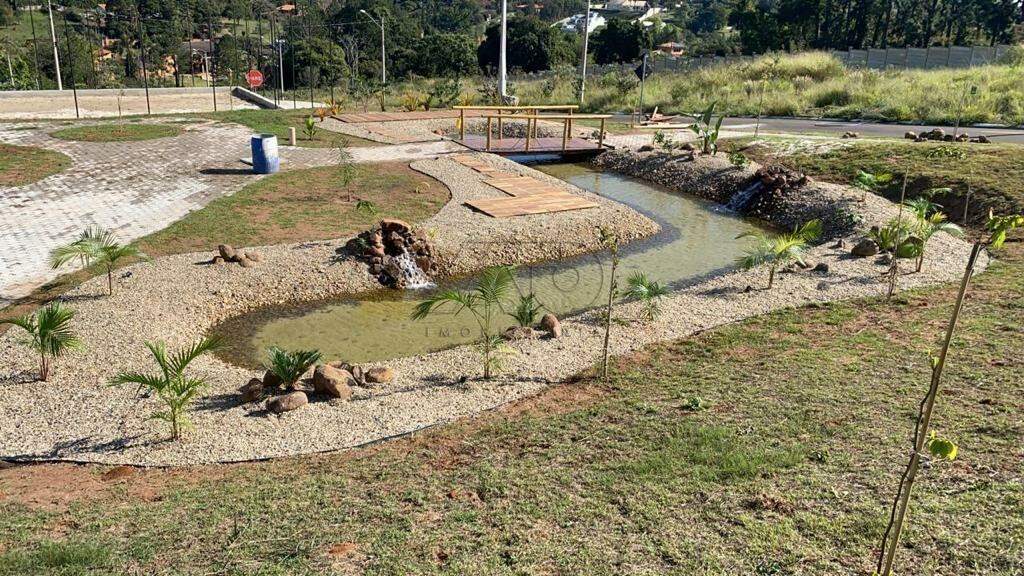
[0,88,257,120]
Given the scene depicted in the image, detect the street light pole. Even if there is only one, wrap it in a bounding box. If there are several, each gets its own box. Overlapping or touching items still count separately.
[578,2,591,104]
[46,0,62,90]
[498,0,507,99]
[360,9,386,111]
[359,9,386,85]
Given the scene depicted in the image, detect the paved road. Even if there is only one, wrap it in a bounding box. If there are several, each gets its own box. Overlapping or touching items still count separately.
[610,114,1024,143]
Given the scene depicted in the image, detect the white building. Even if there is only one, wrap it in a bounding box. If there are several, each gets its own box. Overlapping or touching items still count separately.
[556,11,607,34]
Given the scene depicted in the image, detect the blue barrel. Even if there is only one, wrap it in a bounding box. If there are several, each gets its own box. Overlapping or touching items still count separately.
[251,133,280,174]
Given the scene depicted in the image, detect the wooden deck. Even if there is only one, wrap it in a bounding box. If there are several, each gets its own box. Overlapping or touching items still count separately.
[456,135,607,156]
[452,154,598,218]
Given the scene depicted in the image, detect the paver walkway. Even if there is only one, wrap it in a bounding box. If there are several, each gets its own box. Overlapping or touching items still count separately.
[0,120,464,305]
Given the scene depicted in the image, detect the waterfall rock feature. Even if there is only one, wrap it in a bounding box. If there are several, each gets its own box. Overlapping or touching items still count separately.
[346,219,437,289]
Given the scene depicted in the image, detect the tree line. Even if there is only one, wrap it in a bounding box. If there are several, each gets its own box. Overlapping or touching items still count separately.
[2,0,1023,91]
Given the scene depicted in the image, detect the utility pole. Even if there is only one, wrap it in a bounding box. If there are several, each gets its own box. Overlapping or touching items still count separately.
[359,9,386,110]
[137,16,151,115]
[578,2,591,104]
[25,0,42,89]
[46,0,62,90]
[61,12,78,117]
[497,0,507,100]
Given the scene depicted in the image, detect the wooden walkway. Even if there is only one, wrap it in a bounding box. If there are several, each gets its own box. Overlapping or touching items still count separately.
[452,154,598,218]
[456,135,607,156]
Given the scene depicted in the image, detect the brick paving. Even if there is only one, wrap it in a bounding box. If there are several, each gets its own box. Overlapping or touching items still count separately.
[0,120,464,304]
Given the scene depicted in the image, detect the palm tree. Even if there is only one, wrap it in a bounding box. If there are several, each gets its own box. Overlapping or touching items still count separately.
[736,220,822,290]
[265,346,323,389]
[51,227,148,295]
[49,226,113,270]
[904,198,964,272]
[412,266,515,380]
[1,302,82,381]
[110,336,222,440]
[96,242,148,295]
[625,271,669,321]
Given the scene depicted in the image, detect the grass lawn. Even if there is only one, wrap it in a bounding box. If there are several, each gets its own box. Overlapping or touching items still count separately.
[204,109,380,148]
[0,143,70,186]
[138,162,446,257]
[49,123,183,142]
[725,137,1024,225]
[1,236,1020,574]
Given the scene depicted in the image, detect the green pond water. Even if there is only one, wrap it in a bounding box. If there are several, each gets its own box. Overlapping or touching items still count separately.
[213,163,762,368]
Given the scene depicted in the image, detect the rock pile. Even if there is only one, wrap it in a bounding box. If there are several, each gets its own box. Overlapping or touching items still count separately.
[908,129,991,144]
[214,244,261,268]
[345,219,437,288]
[239,361,397,414]
[744,165,810,218]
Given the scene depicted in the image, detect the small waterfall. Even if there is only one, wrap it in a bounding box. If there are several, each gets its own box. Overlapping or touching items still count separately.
[725,181,763,213]
[393,251,436,290]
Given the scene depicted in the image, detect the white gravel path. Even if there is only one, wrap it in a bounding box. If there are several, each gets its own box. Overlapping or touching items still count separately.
[0,151,984,466]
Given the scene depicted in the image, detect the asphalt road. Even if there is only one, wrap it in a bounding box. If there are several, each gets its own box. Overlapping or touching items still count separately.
[611,113,1024,143]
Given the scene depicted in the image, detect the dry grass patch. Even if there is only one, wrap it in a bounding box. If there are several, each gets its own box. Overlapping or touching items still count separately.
[0,144,70,186]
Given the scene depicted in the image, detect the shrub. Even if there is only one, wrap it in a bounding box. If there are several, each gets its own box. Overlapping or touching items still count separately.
[812,87,852,108]
[266,347,322,389]
[511,293,543,327]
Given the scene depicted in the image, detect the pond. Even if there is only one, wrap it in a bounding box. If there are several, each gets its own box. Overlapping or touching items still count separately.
[212,163,763,368]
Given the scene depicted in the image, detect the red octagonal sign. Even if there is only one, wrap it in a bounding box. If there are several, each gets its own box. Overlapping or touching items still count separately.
[246,69,265,89]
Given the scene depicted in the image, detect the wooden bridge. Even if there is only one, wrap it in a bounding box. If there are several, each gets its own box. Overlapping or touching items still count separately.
[452,105,612,157]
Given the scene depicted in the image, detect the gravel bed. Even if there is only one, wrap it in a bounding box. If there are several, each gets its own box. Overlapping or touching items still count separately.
[0,154,655,466]
[0,150,984,466]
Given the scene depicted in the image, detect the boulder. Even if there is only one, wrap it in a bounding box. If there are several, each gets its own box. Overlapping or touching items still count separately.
[238,256,256,268]
[380,218,412,235]
[851,238,880,257]
[268,391,307,414]
[638,144,654,152]
[504,326,540,341]
[796,259,813,269]
[955,133,970,142]
[928,128,945,140]
[240,378,264,403]
[365,367,394,384]
[263,370,283,389]
[813,262,830,273]
[245,251,262,262]
[218,244,237,261]
[312,364,356,399]
[212,256,225,265]
[975,135,991,144]
[904,131,917,140]
[540,313,562,338]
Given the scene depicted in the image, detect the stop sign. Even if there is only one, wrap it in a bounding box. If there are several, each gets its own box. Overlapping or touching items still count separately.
[246,69,265,89]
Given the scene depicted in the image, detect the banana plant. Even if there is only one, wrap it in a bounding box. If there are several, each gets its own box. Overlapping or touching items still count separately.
[688,101,725,155]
